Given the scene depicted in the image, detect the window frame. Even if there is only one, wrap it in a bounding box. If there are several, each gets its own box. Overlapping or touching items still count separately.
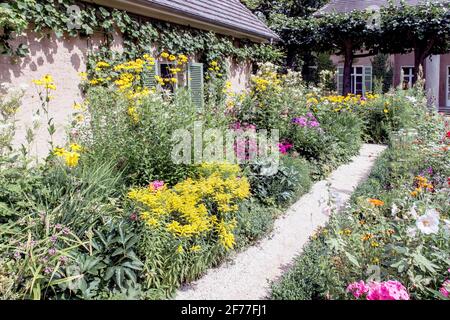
[401,66,415,89]
[351,65,365,95]
[156,60,188,90]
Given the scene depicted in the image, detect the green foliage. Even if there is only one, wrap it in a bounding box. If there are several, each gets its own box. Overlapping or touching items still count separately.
[371,54,393,93]
[81,87,197,186]
[235,199,278,247]
[3,0,283,64]
[247,156,312,206]
[271,113,450,300]
[58,220,145,299]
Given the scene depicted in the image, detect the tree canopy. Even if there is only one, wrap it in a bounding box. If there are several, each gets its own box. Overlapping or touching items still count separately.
[244,0,450,95]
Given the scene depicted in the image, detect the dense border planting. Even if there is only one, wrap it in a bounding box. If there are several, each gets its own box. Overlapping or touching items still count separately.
[271,113,450,300]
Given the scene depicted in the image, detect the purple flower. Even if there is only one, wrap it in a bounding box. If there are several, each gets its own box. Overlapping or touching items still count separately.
[14,251,21,260]
[309,121,320,128]
[48,248,57,256]
[50,235,58,243]
[44,267,53,275]
[62,227,70,235]
[59,256,68,264]
[55,224,63,230]
[292,117,308,127]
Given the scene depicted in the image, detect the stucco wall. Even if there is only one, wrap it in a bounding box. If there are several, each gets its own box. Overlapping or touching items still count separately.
[227,58,251,93]
[0,29,118,159]
[439,53,450,110]
[1,29,253,159]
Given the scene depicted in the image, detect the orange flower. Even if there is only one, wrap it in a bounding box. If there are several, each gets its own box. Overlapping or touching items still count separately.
[368,198,385,207]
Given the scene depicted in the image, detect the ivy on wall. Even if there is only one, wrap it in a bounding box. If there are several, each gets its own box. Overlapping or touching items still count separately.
[1,0,283,67]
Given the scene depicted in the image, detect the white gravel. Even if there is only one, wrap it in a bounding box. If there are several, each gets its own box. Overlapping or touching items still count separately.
[175,144,387,300]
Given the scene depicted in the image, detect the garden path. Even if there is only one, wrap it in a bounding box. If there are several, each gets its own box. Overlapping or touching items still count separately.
[175,144,386,300]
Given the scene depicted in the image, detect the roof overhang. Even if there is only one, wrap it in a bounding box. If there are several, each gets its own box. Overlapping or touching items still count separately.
[84,0,278,43]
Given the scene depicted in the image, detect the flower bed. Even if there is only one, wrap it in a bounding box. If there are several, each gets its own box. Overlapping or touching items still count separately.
[271,113,450,300]
[0,57,438,299]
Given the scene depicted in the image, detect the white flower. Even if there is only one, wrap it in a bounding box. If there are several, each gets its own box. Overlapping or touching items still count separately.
[406,96,417,103]
[416,209,440,235]
[409,205,418,219]
[391,203,399,216]
[406,227,417,238]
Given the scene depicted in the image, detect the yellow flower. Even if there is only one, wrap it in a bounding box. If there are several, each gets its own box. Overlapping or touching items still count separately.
[70,143,82,152]
[161,52,170,59]
[170,78,178,84]
[178,54,188,63]
[168,55,176,61]
[371,241,380,248]
[384,109,389,114]
[74,114,84,123]
[190,245,202,253]
[96,61,110,68]
[78,72,88,81]
[64,152,80,167]
[210,61,218,67]
[176,245,184,254]
[53,147,66,157]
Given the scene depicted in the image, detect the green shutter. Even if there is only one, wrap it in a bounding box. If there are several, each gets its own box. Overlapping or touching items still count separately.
[188,62,204,110]
[364,66,373,94]
[337,66,344,95]
[142,62,157,89]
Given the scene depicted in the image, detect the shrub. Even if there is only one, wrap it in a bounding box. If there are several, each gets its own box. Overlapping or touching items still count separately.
[246,156,312,206]
[81,87,197,186]
[128,163,251,294]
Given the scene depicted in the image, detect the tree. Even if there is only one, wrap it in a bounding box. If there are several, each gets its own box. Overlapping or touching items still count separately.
[284,10,382,95]
[380,2,450,83]
[242,0,330,72]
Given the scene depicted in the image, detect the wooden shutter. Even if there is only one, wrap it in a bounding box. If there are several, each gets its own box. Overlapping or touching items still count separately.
[364,66,373,94]
[188,62,204,110]
[337,66,344,95]
[142,62,157,89]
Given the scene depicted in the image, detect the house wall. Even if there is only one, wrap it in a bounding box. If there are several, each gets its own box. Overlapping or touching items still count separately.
[439,53,450,109]
[331,52,450,113]
[0,29,119,159]
[228,58,252,93]
[1,29,253,159]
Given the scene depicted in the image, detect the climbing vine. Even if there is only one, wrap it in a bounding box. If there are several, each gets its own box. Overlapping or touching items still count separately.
[1,0,283,66]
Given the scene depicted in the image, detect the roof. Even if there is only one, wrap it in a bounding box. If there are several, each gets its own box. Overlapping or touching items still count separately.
[316,0,449,15]
[143,0,279,41]
[87,0,279,42]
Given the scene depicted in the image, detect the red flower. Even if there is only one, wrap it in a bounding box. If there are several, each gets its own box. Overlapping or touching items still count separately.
[446,131,450,139]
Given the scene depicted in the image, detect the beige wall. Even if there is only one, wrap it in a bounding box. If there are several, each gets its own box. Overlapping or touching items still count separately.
[0,29,116,158]
[1,29,252,158]
[227,58,252,93]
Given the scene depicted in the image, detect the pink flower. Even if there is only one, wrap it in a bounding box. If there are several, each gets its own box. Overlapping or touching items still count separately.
[278,142,293,155]
[440,282,449,298]
[347,281,369,299]
[149,180,165,192]
[347,280,410,300]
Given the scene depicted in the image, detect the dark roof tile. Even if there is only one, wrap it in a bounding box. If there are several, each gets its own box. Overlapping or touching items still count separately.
[316,0,448,14]
[141,0,279,41]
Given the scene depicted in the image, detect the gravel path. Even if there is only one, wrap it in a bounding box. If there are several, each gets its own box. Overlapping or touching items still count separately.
[175,144,387,300]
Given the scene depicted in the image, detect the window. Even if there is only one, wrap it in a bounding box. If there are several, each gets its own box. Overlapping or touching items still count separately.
[337,66,372,95]
[351,66,364,95]
[156,61,187,92]
[401,66,415,89]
